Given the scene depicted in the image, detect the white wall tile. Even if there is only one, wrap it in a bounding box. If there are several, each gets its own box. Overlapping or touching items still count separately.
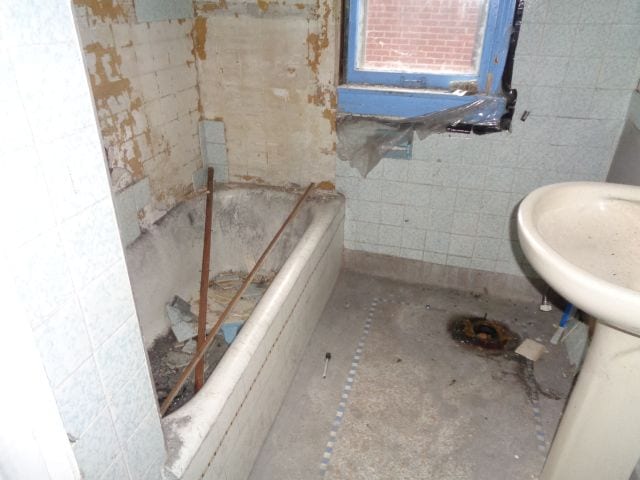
[59,198,123,286]
[54,357,107,439]
[39,128,111,222]
[124,411,166,480]
[448,234,475,257]
[379,203,405,226]
[379,225,402,246]
[109,365,157,442]
[34,297,92,388]
[403,205,432,230]
[73,409,120,479]
[78,261,136,349]
[95,316,147,398]
[100,455,130,480]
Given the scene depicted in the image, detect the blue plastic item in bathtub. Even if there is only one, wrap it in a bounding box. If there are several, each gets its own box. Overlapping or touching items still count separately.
[221,322,244,344]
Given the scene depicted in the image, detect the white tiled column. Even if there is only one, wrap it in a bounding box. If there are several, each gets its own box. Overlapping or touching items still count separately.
[0,2,165,479]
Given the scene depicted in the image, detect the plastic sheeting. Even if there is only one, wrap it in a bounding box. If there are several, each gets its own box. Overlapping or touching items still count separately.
[336,97,503,177]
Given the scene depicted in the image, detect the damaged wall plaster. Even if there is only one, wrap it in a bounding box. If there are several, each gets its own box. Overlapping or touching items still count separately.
[73,0,202,226]
[194,0,338,187]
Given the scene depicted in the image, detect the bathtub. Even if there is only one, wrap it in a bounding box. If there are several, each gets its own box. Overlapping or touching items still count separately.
[125,184,344,479]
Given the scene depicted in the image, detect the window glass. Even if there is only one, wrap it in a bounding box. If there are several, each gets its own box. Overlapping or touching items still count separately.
[359,0,490,75]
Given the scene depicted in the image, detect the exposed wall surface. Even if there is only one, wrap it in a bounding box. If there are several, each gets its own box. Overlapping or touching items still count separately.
[73,0,201,227]
[337,0,640,277]
[194,0,338,187]
[608,89,640,186]
[0,1,165,478]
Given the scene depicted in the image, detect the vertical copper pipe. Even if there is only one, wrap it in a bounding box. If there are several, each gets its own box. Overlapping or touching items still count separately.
[195,167,214,392]
[160,182,315,415]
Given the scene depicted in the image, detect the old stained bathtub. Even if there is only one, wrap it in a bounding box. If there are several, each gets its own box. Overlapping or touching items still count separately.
[125,184,344,479]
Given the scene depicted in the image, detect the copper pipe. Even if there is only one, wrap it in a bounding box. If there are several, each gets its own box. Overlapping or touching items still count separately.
[160,182,315,415]
[195,167,214,392]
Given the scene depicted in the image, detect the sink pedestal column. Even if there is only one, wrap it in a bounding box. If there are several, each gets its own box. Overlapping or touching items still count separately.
[541,322,640,480]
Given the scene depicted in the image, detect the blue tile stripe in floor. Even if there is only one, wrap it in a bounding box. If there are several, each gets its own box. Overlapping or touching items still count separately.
[531,399,548,455]
[319,297,382,476]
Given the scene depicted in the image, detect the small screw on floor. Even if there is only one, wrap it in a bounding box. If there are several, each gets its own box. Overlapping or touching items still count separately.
[322,352,332,378]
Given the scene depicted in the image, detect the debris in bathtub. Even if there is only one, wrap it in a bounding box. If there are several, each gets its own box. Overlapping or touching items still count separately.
[147,271,276,414]
[166,296,198,342]
[213,272,242,289]
[242,283,266,299]
[147,329,230,415]
[166,351,192,368]
[221,322,244,344]
[182,339,197,354]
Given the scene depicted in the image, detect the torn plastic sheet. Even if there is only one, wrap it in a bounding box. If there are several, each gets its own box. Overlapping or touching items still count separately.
[337,97,502,178]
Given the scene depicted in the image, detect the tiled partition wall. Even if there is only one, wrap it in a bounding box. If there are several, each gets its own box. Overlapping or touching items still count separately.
[338,0,640,277]
[0,1,165,479]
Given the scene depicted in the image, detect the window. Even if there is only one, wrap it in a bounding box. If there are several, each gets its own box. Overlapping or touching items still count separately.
[339,0,519,120]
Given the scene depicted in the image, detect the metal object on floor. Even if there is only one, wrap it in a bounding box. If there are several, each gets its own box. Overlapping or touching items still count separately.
[159,182,316,415]
[322,352,331,378]
[195,167,214,392]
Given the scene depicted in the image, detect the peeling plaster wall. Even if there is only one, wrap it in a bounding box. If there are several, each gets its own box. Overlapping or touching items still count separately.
[194,0,338,187]
[73,0,202,224]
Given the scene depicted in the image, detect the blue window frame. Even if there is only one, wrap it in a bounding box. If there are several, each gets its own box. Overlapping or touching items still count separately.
[338,0,518,119]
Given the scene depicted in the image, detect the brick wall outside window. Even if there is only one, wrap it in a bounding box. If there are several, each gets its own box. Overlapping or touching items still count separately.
[362,0,488,74]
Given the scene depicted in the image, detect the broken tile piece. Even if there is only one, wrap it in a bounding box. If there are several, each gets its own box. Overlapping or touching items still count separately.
[166,303,197,326]
[515,339,546,362]
[170,318,197,343]
[171,295,193,315]
[166,351,192,369]
[182,339,197,354]
[242,283,266,299]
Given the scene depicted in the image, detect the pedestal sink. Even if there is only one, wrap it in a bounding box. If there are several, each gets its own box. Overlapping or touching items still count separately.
[518,182,640,480]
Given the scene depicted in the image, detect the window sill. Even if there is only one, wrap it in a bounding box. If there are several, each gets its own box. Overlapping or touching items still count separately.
[337,84,507,120]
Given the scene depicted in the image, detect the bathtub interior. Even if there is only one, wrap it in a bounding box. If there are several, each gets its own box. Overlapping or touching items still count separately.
[124,183,334,348]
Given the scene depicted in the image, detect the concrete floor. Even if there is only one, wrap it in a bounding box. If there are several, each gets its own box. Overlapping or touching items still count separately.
[249,270,572,480]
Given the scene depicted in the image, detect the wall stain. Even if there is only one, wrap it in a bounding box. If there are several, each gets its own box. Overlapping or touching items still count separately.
[73,0,125,22]
[84,42,130,99]
[316,180,335,190]
[308,85,337,134]
[256,0,270,12]
[241,175,266,184]
[306,0,331,75]
[192,16,208,60]
[84,41,146,179]
[200,0,228,13]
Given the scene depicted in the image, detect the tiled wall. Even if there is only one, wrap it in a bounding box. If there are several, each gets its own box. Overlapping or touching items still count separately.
[134,0,193,23]
[0,1,165,478]
[199,119,229,183]
[337,0,640,277]
[73,0,201,227]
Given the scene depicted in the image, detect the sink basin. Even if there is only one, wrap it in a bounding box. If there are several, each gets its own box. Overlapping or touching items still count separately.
[518,181,640,335]
[518,182,640,480]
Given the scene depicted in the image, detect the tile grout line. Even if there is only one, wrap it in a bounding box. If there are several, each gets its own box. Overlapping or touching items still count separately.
[526,359,548,457]
[319,296,383,476]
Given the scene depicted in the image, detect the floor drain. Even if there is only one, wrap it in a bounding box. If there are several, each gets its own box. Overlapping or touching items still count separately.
[449,316,520,351]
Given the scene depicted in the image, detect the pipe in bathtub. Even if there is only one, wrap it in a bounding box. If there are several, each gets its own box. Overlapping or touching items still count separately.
[195,167,214,392]
[159,182,316,415]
